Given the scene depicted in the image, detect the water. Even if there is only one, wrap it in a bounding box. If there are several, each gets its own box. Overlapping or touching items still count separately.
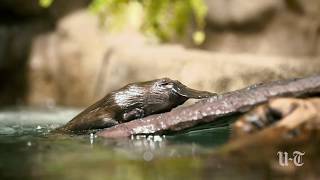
[0,107,318,180]
[0,107,233,180]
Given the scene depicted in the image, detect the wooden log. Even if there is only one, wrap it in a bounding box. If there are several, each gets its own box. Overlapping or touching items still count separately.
[98,75,320,138]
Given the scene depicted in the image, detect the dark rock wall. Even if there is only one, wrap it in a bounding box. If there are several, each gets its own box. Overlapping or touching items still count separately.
[0,0,90,106]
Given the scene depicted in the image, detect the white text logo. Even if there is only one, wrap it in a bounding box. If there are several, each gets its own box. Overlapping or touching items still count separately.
[277,151,305,166]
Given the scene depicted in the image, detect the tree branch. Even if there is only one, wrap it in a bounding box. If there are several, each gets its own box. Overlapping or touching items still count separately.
[98,75,320,138]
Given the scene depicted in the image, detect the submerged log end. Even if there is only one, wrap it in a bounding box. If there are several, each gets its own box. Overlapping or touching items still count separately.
[97,125,132,138]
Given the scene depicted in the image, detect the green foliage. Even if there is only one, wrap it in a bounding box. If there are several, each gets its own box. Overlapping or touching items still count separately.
[90,0,208,44]
[90,0,134,31]
[40,0,208,44]
[39,0,54,8]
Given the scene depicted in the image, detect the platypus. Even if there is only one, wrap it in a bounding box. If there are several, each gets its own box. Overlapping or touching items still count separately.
[57,78,217,134]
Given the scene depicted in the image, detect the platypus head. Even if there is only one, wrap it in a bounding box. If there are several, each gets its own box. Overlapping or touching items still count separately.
[123,77,216,116]
[151,78,215,99]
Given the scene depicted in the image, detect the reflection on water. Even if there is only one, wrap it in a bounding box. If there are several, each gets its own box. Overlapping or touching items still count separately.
[0,107,232,180]
[2,107,317,180]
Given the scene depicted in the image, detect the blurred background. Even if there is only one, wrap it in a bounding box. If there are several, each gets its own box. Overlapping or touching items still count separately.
[1,0,320,108]
[1,1,320,179]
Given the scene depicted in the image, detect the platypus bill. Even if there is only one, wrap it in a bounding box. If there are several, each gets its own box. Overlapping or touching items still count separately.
[56,78,217,134]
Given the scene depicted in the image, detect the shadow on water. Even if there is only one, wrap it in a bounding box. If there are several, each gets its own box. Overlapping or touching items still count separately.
[167,115,239,147]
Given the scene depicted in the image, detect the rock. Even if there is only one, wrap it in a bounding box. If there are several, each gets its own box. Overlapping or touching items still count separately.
[227,97,320,154]
[0,0,90,19]
[99,45,320,96]
[203,0,320,57]
[205,0,283,26]
[0,19,53,106]
[233,97,320,137]
[0,0,47,17]
[27,10,320,107]
[0,0,90,106]
[28,10,110,106]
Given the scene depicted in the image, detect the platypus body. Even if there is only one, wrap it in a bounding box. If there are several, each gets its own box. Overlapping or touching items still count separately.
[58,78,216,134]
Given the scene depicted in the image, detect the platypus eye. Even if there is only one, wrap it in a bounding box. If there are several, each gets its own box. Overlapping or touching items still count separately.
[164,83,174,88]
[155,78,174,89]
[159,81,169,85]
[157,79,169,85]
[160,82,174,89]
[156,79,174,88]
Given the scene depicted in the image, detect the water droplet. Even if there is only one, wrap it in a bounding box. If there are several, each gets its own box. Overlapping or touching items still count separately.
[215,109,222,114]
[201,111,208,116]
[153,135,162,142]
[143,151,153,161]
[90,133,94,144]
[27,141,32,146]
[147,135,153,141]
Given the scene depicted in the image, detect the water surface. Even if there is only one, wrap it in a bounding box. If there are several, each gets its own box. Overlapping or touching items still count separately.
[0,107,231,180]
[1,107,317,180]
